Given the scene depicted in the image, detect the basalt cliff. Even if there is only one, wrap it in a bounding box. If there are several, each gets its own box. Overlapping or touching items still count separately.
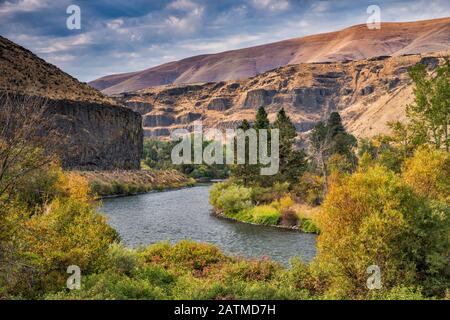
[0,36,143,170]
[114,52,449,140]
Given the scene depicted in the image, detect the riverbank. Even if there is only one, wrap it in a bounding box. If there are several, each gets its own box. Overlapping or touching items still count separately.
[74,169,196,198]
[209,182,320,234]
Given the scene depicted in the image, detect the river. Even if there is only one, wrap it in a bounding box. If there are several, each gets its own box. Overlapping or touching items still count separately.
[100,185,317,265]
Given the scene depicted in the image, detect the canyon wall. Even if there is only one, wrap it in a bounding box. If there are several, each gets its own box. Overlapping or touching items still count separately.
[114,53,448,140]
[0,36,143,170]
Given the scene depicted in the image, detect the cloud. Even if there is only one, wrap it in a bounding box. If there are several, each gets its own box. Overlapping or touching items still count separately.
[165,6,204,34]
[106,19,124,30]
[179,34,263,52]
[0,0,48,15]
[310,1,330,14]
[16,33,93,54]
[167,0,199,10]
[2,0,449,82]
[250,0,289,11]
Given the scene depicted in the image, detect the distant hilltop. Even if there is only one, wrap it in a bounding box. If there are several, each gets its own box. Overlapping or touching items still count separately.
[90,17,450,95]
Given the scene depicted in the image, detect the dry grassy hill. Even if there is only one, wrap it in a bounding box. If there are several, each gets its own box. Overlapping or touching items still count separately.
[90,17,450,95]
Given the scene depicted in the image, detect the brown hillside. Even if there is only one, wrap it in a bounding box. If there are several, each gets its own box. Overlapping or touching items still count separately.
[114,52,449,140]
[90,17,450,95]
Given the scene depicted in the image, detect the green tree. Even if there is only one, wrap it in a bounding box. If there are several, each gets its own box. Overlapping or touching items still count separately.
[254,106,270,130]
[407,60,450,151]
[310,112,357,193]
[273,108,307,184]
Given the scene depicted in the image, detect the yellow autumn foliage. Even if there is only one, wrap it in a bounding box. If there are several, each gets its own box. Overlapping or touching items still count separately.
[402,147,450,204]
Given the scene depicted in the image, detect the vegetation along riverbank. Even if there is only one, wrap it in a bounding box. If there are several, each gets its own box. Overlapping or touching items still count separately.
[75,169,196,198]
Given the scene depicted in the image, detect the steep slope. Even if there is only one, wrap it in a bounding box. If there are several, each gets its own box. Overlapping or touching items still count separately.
[0,36,143,170]
[90,17,450,95]
[114,52,448,140]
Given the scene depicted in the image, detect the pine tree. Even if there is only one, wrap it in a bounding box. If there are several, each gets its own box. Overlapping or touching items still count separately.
[254,106,270,130]
[310,112,357,194]
[274,108,307,184]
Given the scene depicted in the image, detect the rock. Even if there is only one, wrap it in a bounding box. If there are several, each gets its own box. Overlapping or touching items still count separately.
[360,85,374,95]
[46,99,143,170]
[143,114,175,127]
[243,89,276,108]
[176,112,202,124]
[207,98,231,111]
[124,101,153,114]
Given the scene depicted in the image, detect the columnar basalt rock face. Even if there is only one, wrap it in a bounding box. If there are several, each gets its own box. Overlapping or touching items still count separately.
[47,99,143,170]
[116,52,448,140]
[0,36,143,170]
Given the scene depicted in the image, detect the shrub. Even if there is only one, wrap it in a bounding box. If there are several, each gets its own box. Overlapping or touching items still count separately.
[300,218,320,234]
[279,208,298,227]
[211,183,253,215]
[250,205,280,226]
[402,147,450,204]
[138,241,228,272]
[293,172,324,205]
[317,165,450,298]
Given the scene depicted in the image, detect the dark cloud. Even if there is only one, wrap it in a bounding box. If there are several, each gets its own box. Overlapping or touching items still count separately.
[0,0,448,81]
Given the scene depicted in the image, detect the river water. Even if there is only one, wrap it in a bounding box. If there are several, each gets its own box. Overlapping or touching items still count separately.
[100,185,317,265]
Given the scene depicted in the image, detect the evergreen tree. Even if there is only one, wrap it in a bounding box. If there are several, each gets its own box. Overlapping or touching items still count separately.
[274,108,307,184]
[231,119,258,185]
[310,112,357,193]
[254,106,270,130]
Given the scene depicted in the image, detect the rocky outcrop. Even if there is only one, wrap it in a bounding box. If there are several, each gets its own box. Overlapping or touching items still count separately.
[143,114,175,127]
[244,89,276,108]
[207,98,231,111]
[0,36,143,170]
[124,100,153,115]
[116,52,449,139]
[48,99,142,170]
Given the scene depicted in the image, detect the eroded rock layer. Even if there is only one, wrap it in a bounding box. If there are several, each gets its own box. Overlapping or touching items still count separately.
[114,53,448,140]
[0,36,143,170]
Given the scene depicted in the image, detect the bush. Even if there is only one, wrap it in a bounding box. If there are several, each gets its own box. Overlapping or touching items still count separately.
[138,241,228,272]
[250,205,280,226]
[300,218,319,234]
[293,172,324,205]
[402,147,450,204]
[210,183,253,215]
[279,208,298,227]
[317,165,450,298]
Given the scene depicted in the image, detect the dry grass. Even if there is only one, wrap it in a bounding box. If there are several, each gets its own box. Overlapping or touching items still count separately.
[73,169,195,197]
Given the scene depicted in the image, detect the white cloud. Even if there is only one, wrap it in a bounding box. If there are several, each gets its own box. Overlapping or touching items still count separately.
[19,33,94,54]
[165,6,204,33]
[250,0,289,12]
[46,54,76,63]
[106,19,124,30]
[381,0,450,21]
[0,0,48,16]
[167,0,199,10]
[310,1,330,14]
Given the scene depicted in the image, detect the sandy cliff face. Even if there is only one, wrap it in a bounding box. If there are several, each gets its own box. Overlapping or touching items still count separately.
[114,53,448,140]
[91,17,450,95]
[0,36,143,170]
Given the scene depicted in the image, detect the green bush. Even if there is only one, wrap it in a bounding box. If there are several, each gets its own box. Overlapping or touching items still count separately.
[300,218,320,234]
[210,183,253,215]
[251,205,280,226]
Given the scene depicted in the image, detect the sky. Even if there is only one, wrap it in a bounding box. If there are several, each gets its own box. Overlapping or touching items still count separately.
[0,0,449,82]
